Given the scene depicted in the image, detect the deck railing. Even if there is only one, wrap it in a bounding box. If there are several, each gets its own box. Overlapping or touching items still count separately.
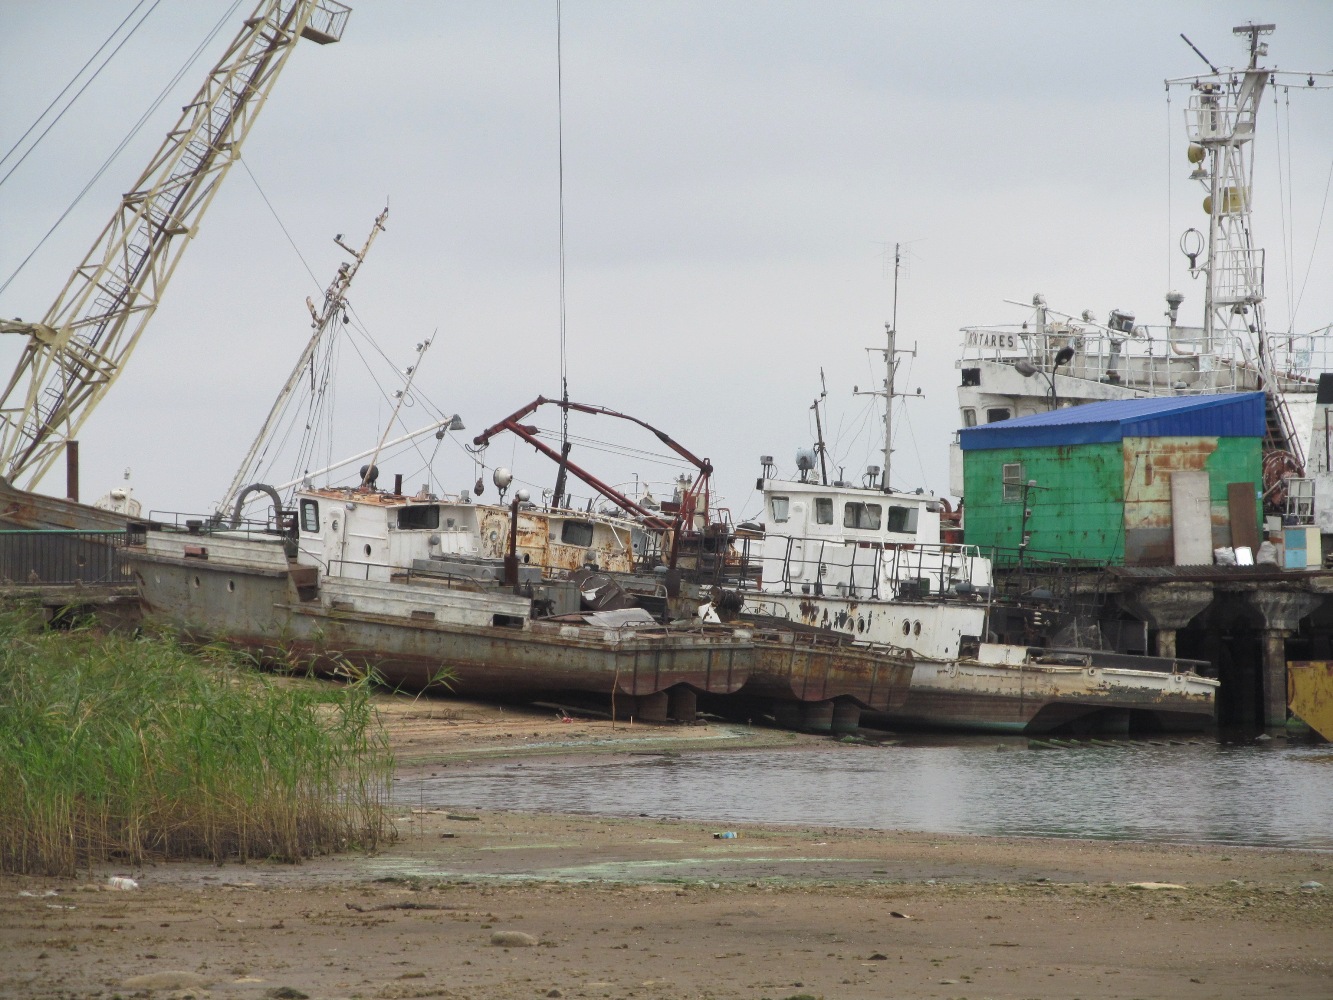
[0,530,130,587]
[760,535,988,602]
[960,321,1333,393]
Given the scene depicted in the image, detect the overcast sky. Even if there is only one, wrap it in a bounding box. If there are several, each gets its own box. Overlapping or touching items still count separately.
[2,1,1331,522]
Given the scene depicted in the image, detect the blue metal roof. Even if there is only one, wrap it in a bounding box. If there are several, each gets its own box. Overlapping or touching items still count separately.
[958,392,1267,451]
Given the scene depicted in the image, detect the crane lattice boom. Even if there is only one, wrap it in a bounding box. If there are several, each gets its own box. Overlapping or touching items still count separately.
[0,0,349,491]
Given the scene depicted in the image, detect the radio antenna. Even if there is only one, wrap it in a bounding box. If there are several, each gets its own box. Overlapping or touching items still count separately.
[1179,33,1218,74]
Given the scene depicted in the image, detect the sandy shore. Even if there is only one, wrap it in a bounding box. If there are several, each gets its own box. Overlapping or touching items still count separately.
[2,695,1330,999]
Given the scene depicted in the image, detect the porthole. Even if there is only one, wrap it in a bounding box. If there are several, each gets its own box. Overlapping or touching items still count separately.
[913,620,922,636]
[193,576,201,588]
[227,580,235,593]
[902,620,911,636]
[364,544,372,557]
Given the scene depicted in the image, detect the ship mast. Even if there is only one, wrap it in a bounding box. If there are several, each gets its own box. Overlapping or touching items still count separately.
[216,206,387,516]
[856,243,917,491]
[1170,22,1329,473]
[0,0,349,492]
[882,246,899,489]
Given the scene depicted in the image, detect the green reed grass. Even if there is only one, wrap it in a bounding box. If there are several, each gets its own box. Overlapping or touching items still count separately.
[0,605,394,876]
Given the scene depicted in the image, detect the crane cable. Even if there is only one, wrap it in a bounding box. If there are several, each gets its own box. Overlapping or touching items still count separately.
[0,0,161,183]
[0,1,244,296]
[557,1,570,464]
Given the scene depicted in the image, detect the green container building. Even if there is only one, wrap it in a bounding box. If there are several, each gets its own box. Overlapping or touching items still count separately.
[959,393,1266,566]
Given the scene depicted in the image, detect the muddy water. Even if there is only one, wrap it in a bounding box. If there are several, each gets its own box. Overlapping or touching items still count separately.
[397,734,1333,850]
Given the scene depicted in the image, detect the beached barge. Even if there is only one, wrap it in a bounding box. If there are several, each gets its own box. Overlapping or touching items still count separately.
[123,483,913,728]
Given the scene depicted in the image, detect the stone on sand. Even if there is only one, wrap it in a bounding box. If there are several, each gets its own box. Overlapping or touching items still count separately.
[490,930,539,947]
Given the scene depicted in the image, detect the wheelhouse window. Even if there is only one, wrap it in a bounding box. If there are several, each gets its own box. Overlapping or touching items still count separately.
[814,497,833,525]
[962,408,977,427]
[986,407,1011,423]
[886,505,919,533]
[770,496,790,523]
[397,505,440,530]
[560,520,594,547]
[299,499,320,534]
[1002,462,1025,502]
[843,502,882,530]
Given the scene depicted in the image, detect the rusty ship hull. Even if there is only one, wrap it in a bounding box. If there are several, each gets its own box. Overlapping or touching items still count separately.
[762,590,1218,733]
[743,628,913,714]
[129,529,749,701]
[127,527,913,718]
[872,649,1218,734]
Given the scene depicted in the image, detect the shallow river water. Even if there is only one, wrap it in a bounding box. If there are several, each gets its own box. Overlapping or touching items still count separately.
[397,734,1333,850]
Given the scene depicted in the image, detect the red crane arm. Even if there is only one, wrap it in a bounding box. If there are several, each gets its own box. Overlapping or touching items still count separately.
[472,396,712,476]
[470,395,722,535]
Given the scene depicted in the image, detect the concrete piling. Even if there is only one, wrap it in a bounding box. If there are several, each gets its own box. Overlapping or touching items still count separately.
[830,700,861,735]
[634,691,669,723]
[667,686,697,723]
[799,700,835,733]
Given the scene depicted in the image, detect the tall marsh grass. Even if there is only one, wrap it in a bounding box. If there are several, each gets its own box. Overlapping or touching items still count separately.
[0,605,394,876]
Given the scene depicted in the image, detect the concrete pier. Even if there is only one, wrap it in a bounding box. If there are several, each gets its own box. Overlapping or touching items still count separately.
[1246,590,1323,731]
[1080,566,1333,730]
[1118,582,1213,661]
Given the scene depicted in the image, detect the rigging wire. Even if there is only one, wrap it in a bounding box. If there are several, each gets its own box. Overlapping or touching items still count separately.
[0,0,243,297]
[286,329,341,485]
[892,353,928,490]
[235,319,340,509]
[1164,87,1173,296]
[834,396,880,481]
[0,0,243,296]
[341,302,450,428]
[340,310,448,424]
[556,1,570,458]
[240,159,322,290]
[528,425,695,471]
[1293,159,1333,331]
[0,0,159,178]
[1283,89,1296,333]
[239,298,456,512]
[1273,86,1294,333]
[899,396,928,491]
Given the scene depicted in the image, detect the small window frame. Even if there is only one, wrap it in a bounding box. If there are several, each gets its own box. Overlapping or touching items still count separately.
[842,502,882,530]
[560,520,595,547]
[396,505,440,530]
[1002,462,1025,502]
[814,497,834,525]
[886,504,919,534]
[986,407,1012,423]
[770,496,790,524]
[299,499,320,534]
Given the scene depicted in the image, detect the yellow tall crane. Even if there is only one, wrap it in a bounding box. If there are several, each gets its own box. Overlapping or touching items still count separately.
[0,0,350,493]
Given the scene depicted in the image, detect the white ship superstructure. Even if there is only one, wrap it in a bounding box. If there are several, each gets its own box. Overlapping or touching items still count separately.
[746,476,989,660]
[952,24,1331,508]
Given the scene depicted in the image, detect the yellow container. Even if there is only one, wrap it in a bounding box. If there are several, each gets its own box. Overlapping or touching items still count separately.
[1288,661,1333,740]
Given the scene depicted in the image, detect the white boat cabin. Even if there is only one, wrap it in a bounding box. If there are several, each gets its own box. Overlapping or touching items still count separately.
[757,479,990,600]
[291,486,645,582]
